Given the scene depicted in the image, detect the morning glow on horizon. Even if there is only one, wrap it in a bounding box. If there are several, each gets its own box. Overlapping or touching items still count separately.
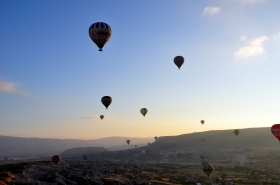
[1,0,280,140]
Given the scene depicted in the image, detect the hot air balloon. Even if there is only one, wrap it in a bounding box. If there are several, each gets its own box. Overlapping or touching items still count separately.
[201,120,205,125]
[154,136,158,141]
[101,96,112,109]
[89,22,112,51]
[200,154,205,160]
[135,145,137,147]
[148,142,150,145]
[202,138,207,143]
[140,108,148,117]
[51,155,61,165]
[234,129,239,136]
[271,124,280,142]
[126,140,130,145]
[100,115,104,120]
[174,56,184,69]
[203,164,214,177]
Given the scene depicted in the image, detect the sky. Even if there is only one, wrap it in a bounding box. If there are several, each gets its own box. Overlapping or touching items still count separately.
[1,0,280,140]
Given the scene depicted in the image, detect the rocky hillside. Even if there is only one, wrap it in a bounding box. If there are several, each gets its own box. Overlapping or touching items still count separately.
[60,147,108,158]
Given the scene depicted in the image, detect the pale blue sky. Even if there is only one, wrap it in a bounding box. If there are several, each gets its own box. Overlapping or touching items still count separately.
[1,0,280,139]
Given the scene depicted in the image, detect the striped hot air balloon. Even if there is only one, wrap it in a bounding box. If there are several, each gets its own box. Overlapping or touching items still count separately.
[174,56,184,69]
[51,155,61,165]
[101,96,112,109]
[89,22,112,51]
[203,164,214,177]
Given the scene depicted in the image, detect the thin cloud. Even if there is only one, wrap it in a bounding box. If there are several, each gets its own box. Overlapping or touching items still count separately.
[203,7,221,16]
[234,35,268,59]
[225,0,266,4]
[240,35,247,41]
[0,81,30,96]
[273,32,280,40]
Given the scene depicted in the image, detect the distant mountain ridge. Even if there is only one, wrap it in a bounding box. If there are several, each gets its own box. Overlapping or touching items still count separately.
[0,136,152,158]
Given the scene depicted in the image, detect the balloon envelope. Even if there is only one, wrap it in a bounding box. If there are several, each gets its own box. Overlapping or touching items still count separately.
[203,164,214,177]
[201,120,205,125]
[89,22,112,51]
[202,138,207,143]
[101,96,112,109]
[174,56,184,69]
[135,145,137,147]
[234,129,239,136]
[140,108,148,117]
[51,155,61,165]
[271,124,280,142]
[100,115,104,120]
[154,136,158,141]
[126,140,130,145]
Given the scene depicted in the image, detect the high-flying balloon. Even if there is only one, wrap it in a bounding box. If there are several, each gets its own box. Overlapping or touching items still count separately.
[140,108,148,117]
[203,164,214,177]
[202,138,207,143]
[234,129,239,136]
[51,155,61,165]
[135,145,137,147]
[89,22,112,51]
[154,136,158,141]
[100,115,104,120]
[201,120,205,125]
[271,124,280,142]
[174,56,184,69]
[101,96,112,109]
[126,140,130,145]
[200,154,205,160]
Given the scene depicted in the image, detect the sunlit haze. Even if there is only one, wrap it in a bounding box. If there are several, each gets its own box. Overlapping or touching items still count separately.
[1,0,280,139]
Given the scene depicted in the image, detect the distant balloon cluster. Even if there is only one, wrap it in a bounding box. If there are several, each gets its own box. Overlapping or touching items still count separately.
[86,21,278,178]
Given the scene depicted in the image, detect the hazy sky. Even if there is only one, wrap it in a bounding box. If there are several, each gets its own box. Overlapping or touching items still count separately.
[1,0,280,140]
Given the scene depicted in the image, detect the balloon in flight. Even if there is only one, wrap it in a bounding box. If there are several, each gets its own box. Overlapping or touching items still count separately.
[271,124,280,142]
[154,136,158,141]
[101,96,112,109]
[100,115,104,120]
[51,155,61,165]
[174,56,184,69]
[234,129,239,136]
[202,164,214,177]
[202,138,206,143]
[140,108,148,117]
[88,22,112,51]
[201,120,205,125]
[135,145,137,148]
[126,140,130,145]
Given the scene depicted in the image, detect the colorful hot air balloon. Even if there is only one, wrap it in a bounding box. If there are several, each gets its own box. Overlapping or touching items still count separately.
[202,138,207,143]
[126,140,130,145]
[174,56,184,69]
[200,154,205,160]
[100,115,104,120]
[101,96,112,109]
[203,164,214,177]
[201,120,205,125]
[89,22,112,51]
[135,145,137,147]
[51,155,61,165]
[271,124,280,142]
[234,129,239,136]
[140,108,148,117]
[154,136,158,141]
